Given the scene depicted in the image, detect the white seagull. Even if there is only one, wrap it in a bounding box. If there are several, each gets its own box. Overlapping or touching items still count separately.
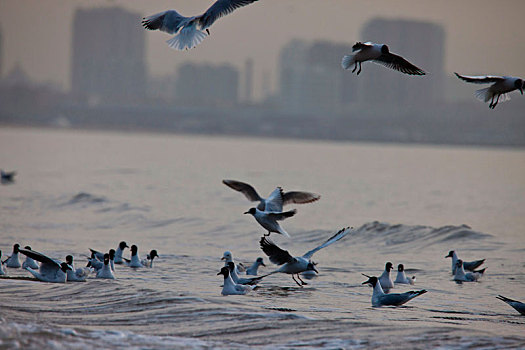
[221,251,245,275]
[65,255,89,282]
[142,0,259,51]
[453,259,486,282]
[123,245,143,268]
[0,251,7,275]
[223,180,321,212]
[454,73,524,109]
[217,266,255,295]
[259,227,352,287]
[141,250,159,268]
[394,264,416,285]
[19,248,72,283]
[21,246,40,270]
[244,207,297,237]
[342,42,426,76]
[496,295,525,316]
[445,250,485,275]
[245,257,265,276]
[3,243,22,268]
[362,276,427,307]
[378,262,395,292]
[96,253,115,279]
[88,249,115,272]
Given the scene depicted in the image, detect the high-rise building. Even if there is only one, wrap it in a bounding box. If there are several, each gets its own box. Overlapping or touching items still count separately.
[71,7,146,104]
[359,18,445,108]
[243,58,253,104]
[175,62,239,107]
[278,39,357,114]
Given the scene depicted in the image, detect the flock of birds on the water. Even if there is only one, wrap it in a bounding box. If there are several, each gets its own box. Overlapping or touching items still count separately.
[1,0,523,316]
[141,0,524,109]
[0,176,523,313]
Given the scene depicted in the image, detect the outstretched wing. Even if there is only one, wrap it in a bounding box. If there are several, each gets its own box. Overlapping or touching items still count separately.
[222,179,262,202]
[302,227,352,260]
[283,191,321,206]
[267,209,297,221]
[19,249,60,268]
[373,52,426,75]
[142,10,187,34]
[260,236,294,265]
[454,72,504,84]
[265,187,285,212]
[198,0,259,29]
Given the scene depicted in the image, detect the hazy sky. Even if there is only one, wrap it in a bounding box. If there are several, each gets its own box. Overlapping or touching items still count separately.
[1,0,524,99]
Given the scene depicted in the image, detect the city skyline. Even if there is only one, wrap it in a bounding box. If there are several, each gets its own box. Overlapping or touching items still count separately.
[1,0,524,101]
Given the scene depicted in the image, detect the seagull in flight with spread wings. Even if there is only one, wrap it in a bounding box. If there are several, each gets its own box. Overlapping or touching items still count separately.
[259,227,352,286]
[142,0,259,51]
[454,73,524,109]
[342,42,426,76]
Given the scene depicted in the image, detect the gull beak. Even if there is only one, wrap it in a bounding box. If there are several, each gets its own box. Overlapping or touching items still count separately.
[221,257,225,261]
[243,211,249,214]
[217,271,222,275]
[261,262,266,267]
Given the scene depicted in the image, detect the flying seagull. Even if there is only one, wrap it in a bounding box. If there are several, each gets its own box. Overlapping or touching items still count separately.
[142,0,259,51]
[244,207,297,237]
[342,42,426,76]
[223,180,320,212]
[454,73,524,109]
[259,227,352,287]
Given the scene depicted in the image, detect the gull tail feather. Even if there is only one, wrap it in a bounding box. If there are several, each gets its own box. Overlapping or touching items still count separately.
[341,55,355,70]
[166,25,207,50]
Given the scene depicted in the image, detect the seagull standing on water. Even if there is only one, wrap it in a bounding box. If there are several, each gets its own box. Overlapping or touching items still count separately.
[394,264,416,285]
[142,0,259,51]
[245,257,265,275]
[141,250,159,268]
[496,295,525,315]
[123,245,143,268]
[259,227,352,287]
[65,255,89,282]
[445,250,485,275]
[217,266,255,296]
[96,253,115,279]
[21,246,40,269]
[88,249,115,272]
[3,244,22,268]
[454,73,524,109]
[223,180,321,212]
[114,241,129,264]
[342,42,426,76]
[362,276,427,307]
[19,248,72,283]
[453,259,486,282]
[378,262,395,292]
[221,251,245,275]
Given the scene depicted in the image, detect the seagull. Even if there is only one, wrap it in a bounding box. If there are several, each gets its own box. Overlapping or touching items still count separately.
[123,245,143,268]
[141,250,159,268]
[217,266,255,295]
[453,259,486,282]
[226,261,266,285]
[245,257,265,275]
[223,180,321,212]
[378,262,395,292]
[113,241,129,264]
[0,251,7,276]
[496,295,525,316]
[221,251,245,275]
[21,246,40,269]
[454,73,524,109]
[88,249,115,272]
[244,207,297,237]
[65,255,89,282]
[259,227,352,287]
[96,253,115,279]
[19,248,72,283]
[0,170,16,184]
[3,243,22,268]
[362,276,427,307]
[445,250,485,275]
[394,264,416,285]
[342,42,426,76]
[142,0,259,51]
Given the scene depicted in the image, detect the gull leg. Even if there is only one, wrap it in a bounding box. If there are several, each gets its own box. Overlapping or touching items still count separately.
[493,94,500,109]
[357,62,362,75]
[292,274,303,287]
[489,95,495,109]
[352,62,357,73]
[297,275,308,285]
[206,28,210,35]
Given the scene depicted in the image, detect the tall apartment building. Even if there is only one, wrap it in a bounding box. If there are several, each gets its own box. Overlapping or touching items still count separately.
[71,7,146,104]
[359,18,445,108]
